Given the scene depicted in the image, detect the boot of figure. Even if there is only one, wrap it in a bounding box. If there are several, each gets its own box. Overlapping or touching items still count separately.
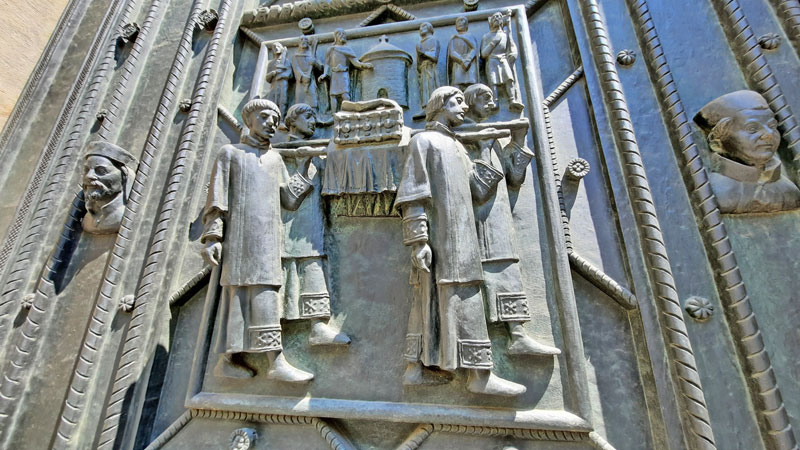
[466,369,526,397]
[266,351,314,383]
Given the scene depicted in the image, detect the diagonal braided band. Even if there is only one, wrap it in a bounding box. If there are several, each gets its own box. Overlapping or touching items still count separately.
[767,0,800,59]
[578,1,716,448]
[96,0,231,446]
[627,0,798,448]
[53,0,194,445]
[710,0,800,162]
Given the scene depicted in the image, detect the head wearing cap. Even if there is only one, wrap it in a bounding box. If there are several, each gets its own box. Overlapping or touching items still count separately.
[85,141,137,168]
[84,141,138,199]
[241,98,281,128]
[694,90,771,132]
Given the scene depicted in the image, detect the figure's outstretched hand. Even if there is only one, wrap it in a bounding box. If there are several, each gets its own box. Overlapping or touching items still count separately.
[411,243,432,273]
[202,241,222,266]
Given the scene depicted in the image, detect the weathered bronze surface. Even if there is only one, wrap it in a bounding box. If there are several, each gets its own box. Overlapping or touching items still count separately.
[0,0,799,448]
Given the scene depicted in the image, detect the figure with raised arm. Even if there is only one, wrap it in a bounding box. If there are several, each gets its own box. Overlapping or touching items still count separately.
[319,28,373,113]
[281,103,351,346]
[396,86,526,397]
[292,36,323,113]
[480,11,524,112]
[462,84,561,356]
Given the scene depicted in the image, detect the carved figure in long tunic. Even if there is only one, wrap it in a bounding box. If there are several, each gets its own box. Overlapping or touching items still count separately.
[480,12,524,112]
[81,141,138,234]
[447,16,478,92]
[396,86,526,397]
[694,90,800,214]
[202,99,315,382]
[292,37,323,111]
[266,42,293,118]
[462,84,561,356]
[319,28,373,113]
[416,22,440,110]
[282,103,351,345]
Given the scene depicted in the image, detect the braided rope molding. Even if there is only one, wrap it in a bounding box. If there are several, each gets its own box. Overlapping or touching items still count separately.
[0,193,85,445]
[239,26,262,46]
[542,105,573,252]
[627,0,797,448]
[53,2,196,447]
[0,0,133,345]
[568,252,637,310]
[541,66,584,254]
[540,67,637,310]
[578,1,717,448]
[710,0,800,161]
[97,0,167,140]
[396,423,592,450]
[217,105,243,131]
[358,4,416,27]
[767,1,800,66]
[143,409,193,450]
[543,66,584,108]
[178,409,354,450]
[96,0,227,446]
[240,0,418,28]
[169,265,211,305]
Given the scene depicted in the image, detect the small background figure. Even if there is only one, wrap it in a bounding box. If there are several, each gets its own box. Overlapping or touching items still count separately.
[266,42,293,119]
[447,16,479,93]
[319,29,373,113]
[480,11,524,112]
[416,22,440,111]
[292,36,323,114]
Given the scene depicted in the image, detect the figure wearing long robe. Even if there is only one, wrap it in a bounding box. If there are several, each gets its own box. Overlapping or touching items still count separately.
[447,33,478,90]
[266,56,293,117]
[202,139,312,354]
[396,122,506,371]
[417,36,440,108]
[463,136,535,323]
[293,50,322,109]
[280,152,330,321]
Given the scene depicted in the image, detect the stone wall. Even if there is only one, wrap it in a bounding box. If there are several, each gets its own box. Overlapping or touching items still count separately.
[0,0,70,130]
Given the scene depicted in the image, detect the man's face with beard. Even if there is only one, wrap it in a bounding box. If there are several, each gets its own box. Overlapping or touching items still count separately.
[83,155,123,203]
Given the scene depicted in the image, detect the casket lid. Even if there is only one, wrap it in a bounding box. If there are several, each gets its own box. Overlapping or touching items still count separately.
[360,35,412,64]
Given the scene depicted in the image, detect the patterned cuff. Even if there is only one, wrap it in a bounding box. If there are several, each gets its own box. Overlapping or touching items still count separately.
[402,213,428,246]
[404,333,422,362]
[300,292,331,319]
[288,173,313,199]
[248,325,282,352]
[510,142,535,173]
[473,159,504,190]
[496,292,531,321]
[458,340,493,369]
